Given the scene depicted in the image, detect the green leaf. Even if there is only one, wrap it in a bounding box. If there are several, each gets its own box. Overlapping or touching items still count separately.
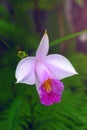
[8,96,23,130]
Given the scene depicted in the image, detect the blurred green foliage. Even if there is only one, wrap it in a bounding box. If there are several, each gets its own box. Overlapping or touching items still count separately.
[0,0,87,130]
[1,53,87,130]
[75,0,84,6]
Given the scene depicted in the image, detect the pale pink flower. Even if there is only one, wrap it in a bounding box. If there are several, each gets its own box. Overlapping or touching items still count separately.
[15,31,78,106]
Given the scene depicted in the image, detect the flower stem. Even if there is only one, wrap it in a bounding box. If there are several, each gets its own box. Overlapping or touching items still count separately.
[50,30,87,47]
[0,39,17,56]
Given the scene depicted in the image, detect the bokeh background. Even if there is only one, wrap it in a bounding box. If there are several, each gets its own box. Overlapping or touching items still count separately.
[0,0,87,130]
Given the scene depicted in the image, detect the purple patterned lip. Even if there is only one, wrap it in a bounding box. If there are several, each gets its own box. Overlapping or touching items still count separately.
[39,78,64,106]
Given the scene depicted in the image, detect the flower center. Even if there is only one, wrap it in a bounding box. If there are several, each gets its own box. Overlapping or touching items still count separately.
[43,79,52,93]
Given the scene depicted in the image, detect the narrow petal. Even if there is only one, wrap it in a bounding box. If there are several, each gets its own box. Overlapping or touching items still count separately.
[15,57,36,85]
[37,78,64,106]
[36,31,49,58]
[45,54,78,80]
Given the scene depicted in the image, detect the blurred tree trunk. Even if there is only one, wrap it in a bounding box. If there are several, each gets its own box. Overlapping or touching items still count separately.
[32,0,47,35]
[65,0,87,54]
[57,1,68,55]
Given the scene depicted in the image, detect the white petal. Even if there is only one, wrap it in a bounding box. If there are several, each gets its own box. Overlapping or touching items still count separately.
[36,78,40,91]
[15,57,36,85]
[45,54,78,80]
[36,31,49,58]
[36,62,53,85]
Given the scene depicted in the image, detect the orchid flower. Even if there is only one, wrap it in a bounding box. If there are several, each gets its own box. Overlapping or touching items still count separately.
[15,30,78,106]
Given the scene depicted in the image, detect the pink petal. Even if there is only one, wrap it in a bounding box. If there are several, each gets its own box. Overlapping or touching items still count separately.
[45,54,78,80]
[38,78,64,106]
[15,57,36,85]
[36,31,49,58]
[36,62,53,85]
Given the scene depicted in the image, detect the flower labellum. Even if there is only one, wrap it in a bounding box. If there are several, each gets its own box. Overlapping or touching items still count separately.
[15,30,78,106]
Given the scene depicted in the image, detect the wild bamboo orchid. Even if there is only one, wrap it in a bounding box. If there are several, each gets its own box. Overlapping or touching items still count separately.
[15,31,78,106]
